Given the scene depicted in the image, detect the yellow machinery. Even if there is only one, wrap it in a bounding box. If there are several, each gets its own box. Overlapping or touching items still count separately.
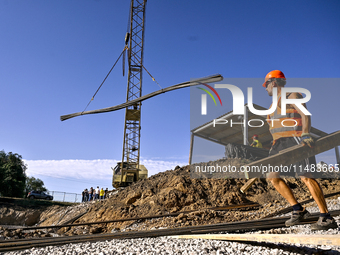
[112,162,148,189]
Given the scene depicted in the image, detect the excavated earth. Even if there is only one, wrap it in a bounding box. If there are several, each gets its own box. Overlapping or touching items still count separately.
[1,158,340,240]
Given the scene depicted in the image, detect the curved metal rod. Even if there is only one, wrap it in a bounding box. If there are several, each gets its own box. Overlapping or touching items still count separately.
[60,74,223,121]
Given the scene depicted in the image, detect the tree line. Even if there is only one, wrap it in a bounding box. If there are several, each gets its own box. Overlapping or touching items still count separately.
[0,150,47,198]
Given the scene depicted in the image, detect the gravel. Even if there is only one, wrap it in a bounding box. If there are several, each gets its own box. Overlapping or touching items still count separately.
[2,199,340,255]
[2,234,339,255]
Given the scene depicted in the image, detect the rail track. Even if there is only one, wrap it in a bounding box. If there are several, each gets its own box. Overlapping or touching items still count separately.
[18,190,339,231]
[2,191,340,252]
[11,202,260,231]
[1,210,339,253]
[264,190,340,218]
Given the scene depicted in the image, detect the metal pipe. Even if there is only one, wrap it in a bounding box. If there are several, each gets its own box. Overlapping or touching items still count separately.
[244,104,248,145]
[189,133,194,164]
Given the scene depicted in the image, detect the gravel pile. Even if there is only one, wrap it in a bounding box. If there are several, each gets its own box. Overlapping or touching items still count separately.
[2,232,339,255]
[3,199,340,255]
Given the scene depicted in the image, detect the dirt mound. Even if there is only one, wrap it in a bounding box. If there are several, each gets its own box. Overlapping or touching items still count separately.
[0,204,42,226]
[34,159,339,236]
[75,164,248,217]
[2,158,340,239]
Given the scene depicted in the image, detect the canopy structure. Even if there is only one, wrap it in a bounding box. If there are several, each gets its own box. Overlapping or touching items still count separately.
[189,104,334,164]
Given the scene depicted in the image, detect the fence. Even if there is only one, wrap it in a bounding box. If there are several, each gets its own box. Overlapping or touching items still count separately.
[48,191,82,203]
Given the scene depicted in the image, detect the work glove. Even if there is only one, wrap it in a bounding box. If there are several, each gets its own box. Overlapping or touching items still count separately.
[301,133,315,148]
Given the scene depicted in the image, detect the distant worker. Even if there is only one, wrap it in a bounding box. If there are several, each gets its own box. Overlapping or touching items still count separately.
[263,70,337,230]
[104,188,109,199]
[88,187,93,201]
[95,186,100,200]
[100,188,105,199]
[84,188,89,202]
[82,189,85,202]
[250,134,262,148]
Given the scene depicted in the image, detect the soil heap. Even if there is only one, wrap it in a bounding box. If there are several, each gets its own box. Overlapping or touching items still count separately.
[2,158,340,239]
[39,158,340,236]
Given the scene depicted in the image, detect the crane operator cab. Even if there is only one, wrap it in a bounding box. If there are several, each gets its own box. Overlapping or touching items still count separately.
[112,162,148,189]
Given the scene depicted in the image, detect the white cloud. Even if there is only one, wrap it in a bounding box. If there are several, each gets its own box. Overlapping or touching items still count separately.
[140,158,187,176]
[24,158,188,180]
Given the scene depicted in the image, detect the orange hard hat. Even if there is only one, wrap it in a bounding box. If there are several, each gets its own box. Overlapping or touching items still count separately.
[262,70,286,87]
[253,134,258,138]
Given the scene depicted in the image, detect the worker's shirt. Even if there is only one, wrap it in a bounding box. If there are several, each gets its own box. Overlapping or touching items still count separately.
[251,139,263,148]
[267,94,302,144]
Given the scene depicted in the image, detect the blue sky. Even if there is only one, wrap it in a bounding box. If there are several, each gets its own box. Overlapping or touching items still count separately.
[1,1,339,195]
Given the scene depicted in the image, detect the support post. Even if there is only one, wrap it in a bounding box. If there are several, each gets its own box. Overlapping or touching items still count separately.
[189,133,195,164]
[243,105,248,146]
[335,146,340,164]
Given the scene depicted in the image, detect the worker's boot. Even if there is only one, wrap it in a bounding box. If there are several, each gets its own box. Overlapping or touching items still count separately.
[285,208,310,226]
[311,217,338,231]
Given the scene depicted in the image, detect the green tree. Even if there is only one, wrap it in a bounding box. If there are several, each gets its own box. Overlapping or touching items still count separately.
[0,150,27,198]
[25,176,47,195]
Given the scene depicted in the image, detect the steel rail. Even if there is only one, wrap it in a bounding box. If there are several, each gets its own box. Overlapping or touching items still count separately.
[1,210,339,253]
[60,74,223,121]
[263,190,340,218]
[15,202,259,231]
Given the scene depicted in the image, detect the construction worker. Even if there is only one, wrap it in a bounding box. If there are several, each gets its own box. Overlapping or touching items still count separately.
[263,70,338,230]
[250,134,262,148]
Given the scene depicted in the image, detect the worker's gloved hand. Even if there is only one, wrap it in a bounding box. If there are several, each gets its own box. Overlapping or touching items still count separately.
[301,133,315,148]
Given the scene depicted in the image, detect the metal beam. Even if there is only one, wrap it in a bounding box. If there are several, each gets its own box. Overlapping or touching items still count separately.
[194,133,229,147]
[335,146,340,164]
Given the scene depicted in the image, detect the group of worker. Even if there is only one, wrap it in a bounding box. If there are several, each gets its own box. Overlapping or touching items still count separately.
[249,70,338,231]
[82,186,109,202]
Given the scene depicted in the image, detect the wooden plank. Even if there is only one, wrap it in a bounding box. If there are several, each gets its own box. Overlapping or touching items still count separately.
[240,130,340,193]
[172,233,340,246]
[244,130,340,180]
[240,178,258,193]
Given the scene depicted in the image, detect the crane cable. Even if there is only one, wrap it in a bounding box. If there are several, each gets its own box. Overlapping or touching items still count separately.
[80,45,161,115]
[82,0,161,113]
[123,1,132,76]
[142,65,163,90]
[81,46,128,114]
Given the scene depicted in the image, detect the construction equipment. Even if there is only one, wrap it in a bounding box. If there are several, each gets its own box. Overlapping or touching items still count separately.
[60,0,223,189]
[112,162,148,188]
[240,130,340,193]
[117,0,147,188]
[62,0,149,189]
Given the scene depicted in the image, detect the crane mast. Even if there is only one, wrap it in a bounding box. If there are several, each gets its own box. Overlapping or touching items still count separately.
[121,0,147,175]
